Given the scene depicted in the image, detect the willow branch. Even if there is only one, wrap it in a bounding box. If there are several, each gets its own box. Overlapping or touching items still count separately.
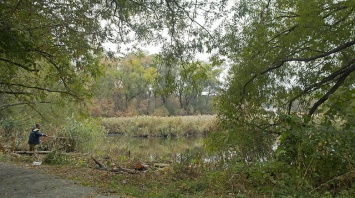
[262,40,355,75]
[0,82,77,97]
[10,0,23,16]
[308,63,355,115]
[0,102,51,111]
[283,40,355,62]
[239,40,355,114]
[171,1,213,38]
[287,60,355,114]
[0,57,38,72]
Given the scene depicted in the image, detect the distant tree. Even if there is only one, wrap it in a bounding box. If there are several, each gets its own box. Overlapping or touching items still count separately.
[151,55,179,114]
[151,56,223,115]
[91,52,223,116]
[176,61,220,114]
[115,52,157,112]
[191,64,222,114]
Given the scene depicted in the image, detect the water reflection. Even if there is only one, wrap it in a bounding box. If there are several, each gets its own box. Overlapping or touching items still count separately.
[100,135,205,162]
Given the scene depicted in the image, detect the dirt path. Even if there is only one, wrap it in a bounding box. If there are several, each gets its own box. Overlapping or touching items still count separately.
[0,162,119,198]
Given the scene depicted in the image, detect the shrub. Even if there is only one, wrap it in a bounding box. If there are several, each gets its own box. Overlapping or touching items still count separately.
[0,118,34,151]
[0,117,27,140]
[277,114,355,193]
[43,150,74,165]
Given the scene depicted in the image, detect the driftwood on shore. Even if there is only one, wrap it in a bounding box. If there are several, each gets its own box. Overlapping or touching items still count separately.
[90,156,172,175]
[153,163,170,168]
[91,156,105,168]
[91,156,142,174]
[112,166,139,174]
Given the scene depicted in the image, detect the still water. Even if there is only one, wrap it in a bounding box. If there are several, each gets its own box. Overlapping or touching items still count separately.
[100,135,205,162]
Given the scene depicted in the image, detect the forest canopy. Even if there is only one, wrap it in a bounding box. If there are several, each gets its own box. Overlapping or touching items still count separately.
[0,0,223,116]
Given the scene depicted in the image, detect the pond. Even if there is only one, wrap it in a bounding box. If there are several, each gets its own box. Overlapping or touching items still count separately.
[98,135,206,163]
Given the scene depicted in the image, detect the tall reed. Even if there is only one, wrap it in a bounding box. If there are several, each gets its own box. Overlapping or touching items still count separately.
[101,115,217,137]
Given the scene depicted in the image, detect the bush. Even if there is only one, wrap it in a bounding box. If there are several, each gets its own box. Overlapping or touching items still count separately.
[43,150,74,165]
[0,117,26,140]
[206,112,355,197]
[0,118,33,151]
[277,115,355,192]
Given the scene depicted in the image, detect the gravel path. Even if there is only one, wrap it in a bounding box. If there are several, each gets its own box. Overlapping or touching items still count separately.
[0,162,119,198]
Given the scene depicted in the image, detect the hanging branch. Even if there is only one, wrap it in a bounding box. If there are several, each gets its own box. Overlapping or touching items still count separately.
[308,63,355,115]
[238,40,355,114]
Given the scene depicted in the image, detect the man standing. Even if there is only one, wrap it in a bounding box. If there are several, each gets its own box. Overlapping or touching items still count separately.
[28,124,47,152]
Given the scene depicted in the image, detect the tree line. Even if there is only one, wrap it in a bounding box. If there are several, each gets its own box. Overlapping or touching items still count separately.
[91,51,222,117]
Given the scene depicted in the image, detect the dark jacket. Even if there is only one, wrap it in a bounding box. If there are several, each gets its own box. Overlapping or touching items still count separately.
[28,128,46,145]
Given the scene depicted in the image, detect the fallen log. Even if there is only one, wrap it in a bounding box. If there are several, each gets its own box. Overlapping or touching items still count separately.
[91,156,105,168]
[112,167,138,174]
[91,157,141,174]
[153,163,170,168]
